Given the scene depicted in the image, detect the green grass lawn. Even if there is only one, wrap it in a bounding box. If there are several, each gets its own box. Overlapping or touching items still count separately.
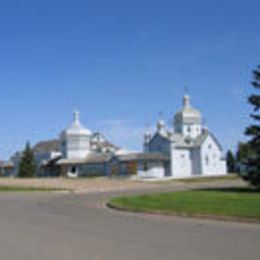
[109,188,260,220]
[0,186,65,192]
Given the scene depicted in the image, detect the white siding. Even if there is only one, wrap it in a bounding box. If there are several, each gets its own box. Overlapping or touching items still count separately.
[200,135,227,176]
[62,135,92,159]
[182,124,202,139]
[191,148,202,175]
[171,148,192,178]
[137,162,165,178]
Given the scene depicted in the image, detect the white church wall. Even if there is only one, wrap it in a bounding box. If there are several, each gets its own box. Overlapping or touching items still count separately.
[190,148,202,176]
[137,161,165,178]
[200,135,227,176]
[182,124,202,139]
[171,147,192,178]
[66,149,92,159]
[64,135,92,159]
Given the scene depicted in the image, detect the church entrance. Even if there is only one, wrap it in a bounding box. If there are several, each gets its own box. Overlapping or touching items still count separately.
[67,165,78,178]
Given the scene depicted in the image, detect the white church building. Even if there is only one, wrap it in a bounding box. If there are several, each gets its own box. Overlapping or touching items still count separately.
[142,95,227,178]
[1,95,227,179]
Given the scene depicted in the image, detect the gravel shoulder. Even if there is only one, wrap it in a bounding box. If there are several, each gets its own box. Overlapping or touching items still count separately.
[0,176,246,194]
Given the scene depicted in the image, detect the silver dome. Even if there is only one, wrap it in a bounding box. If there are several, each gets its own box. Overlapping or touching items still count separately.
[174,95,202,124]
[60,111,92,137]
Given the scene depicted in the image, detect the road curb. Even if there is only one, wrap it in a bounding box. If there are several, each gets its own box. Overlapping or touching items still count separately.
[106,202,260,225]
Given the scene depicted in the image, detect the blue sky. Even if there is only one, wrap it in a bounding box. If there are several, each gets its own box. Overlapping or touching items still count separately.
[0,0,259,159]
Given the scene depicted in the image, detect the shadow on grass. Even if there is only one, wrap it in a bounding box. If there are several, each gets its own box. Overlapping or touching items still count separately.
[196,187,260,193]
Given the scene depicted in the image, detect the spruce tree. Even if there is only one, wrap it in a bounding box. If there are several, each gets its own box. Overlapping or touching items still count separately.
[226,150,235,173]
[18,142,36,178]
[244,66,260,186]
[236,142,253,165]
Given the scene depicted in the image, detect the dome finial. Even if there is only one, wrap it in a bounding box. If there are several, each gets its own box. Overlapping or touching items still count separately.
[73,111,80,123]
[183,95,190,108]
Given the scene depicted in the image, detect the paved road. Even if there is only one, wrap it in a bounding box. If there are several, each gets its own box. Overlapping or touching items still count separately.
[0,187,259,260]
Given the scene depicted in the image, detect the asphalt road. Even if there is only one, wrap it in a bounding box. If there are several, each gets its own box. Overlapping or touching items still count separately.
[0,189,259,260]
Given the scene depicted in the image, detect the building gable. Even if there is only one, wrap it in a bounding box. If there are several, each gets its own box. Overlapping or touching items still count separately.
[201,133,223,152]
[148,133,171,155]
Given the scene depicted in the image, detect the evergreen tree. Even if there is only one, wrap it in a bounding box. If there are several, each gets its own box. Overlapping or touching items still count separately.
[244,66,260,186]
[226,150,235,173]
[18,142,36,178]
[236,142,254,164]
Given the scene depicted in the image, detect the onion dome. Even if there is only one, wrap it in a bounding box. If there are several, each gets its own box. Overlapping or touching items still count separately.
[174,95,202,125]
[157,119,165,131]
[60,111,92,137]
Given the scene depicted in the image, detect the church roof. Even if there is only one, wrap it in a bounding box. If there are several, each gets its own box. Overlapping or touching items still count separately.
[33,139,60,154]
[56,152,169,165]
[196,130,223,151]
[57,153,112,165]
[32,133,118,156]
[90,133,119,151]
[0,161,14,168]
[115,152,169,162]
[174,95,202,124]
[192,130,211,147]
[156,129,212,149]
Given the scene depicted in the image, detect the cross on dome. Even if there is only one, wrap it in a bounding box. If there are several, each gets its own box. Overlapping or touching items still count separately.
[73,110,80,124]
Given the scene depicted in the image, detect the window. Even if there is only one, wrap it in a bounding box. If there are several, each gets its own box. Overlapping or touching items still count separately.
[181,154,185,166]
[208,144,212,150]
[205,155,209,165]
[187,126,191,133]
